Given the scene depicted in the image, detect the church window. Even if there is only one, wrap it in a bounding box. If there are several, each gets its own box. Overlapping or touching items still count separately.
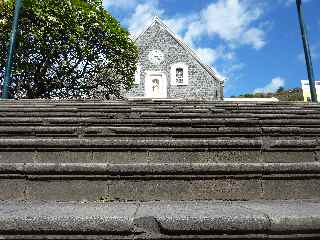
[176,68,184,84]
[171,63,188,86]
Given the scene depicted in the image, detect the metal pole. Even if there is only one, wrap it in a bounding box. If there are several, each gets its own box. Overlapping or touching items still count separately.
[296,0,317,102]
[1,0,23,99]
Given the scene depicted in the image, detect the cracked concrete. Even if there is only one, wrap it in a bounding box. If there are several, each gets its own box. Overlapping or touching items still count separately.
[0,200,320,238]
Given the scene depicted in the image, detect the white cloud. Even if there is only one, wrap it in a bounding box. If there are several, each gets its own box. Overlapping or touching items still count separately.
[126,1,163,36]
[123,0,263,82]
[196,48,222,66]
[125,1,193,38]
[253,77,285,93]
[204,0,263,45]
[184,21,206,46]
[163,16,195,36]
[196,46,235,65]
[103,0,137,10]
[241,27,266,49]
[126,0,267,50]
[125,4,230,66]
[184,0,266,50]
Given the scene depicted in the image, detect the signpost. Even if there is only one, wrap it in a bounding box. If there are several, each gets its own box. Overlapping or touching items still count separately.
[1,0,23,99]
[296,0,318,102]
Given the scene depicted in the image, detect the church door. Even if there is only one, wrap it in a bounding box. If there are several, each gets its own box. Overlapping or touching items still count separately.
[145,72,167,98]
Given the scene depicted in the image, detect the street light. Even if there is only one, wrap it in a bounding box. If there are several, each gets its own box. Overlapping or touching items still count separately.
[296,0,317,103]
[1,0,23,99]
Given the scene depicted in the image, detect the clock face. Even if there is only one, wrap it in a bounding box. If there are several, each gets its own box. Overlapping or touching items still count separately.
[148,50,164,65]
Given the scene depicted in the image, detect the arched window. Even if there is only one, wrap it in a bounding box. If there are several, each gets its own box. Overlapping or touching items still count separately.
[170,63,188,86]
[176,68,184,84]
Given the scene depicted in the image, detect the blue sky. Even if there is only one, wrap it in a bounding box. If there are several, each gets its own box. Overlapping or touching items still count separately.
[103,0,320,97]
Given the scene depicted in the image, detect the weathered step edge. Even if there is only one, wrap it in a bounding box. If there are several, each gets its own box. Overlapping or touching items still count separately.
[1,162,320,176]
[0,138,319,150]
[0,200,320,240]
[1,162,320,202]
[2,126,320,139]
[1,118,320,127]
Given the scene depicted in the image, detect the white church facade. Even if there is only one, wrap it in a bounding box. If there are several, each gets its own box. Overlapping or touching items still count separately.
[127,17,224,100]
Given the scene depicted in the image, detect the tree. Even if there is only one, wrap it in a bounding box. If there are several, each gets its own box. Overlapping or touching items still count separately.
[0,0,138,99]
[276,87,284,93]
[234,87,304,101]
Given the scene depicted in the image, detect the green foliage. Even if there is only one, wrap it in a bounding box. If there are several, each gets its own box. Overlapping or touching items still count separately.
[233,87,304,101]
[276,87,284,93]
[0,0,138,99]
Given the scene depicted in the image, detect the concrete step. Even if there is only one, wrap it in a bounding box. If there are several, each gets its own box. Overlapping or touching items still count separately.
[0,138,318,152]
[1,126,320,138]
[0,99,319,108]
[0,104,319,112]
[0,101,319,131]
[0,100,319,203]
[0,200,320,239]
[0,133,317,201]
[0,138,318,164]
[1,162,320,201]
[0,118,319,128]
[2,111,320,118]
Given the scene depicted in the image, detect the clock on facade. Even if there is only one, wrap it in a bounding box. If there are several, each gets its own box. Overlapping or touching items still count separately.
[148,50,164,65]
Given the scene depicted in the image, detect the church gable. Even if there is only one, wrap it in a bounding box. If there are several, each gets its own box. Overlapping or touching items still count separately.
[127,17,224,100]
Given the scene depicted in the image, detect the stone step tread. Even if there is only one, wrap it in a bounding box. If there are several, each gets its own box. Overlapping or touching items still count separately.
[2,103,308,106]
[1,111,319,117]
[2,113,320,120]
[0,99,319,104]
[1,168,319,201]
[0,138,318,149]
[1,162,320,175]
[0,102,319,109]
[2,134,319,138]
[0,200,319,238]
[0,118,320,126]
[1,127,320,138]
[1,126,320,131]
[0,103,318,108]
[0,105,319,110]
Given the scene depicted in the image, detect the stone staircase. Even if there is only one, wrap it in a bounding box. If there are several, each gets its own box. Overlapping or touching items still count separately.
[0,99,320,239]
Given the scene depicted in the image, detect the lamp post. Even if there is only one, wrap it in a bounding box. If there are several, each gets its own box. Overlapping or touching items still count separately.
[296,0,317,102]
[1,0,23,99]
